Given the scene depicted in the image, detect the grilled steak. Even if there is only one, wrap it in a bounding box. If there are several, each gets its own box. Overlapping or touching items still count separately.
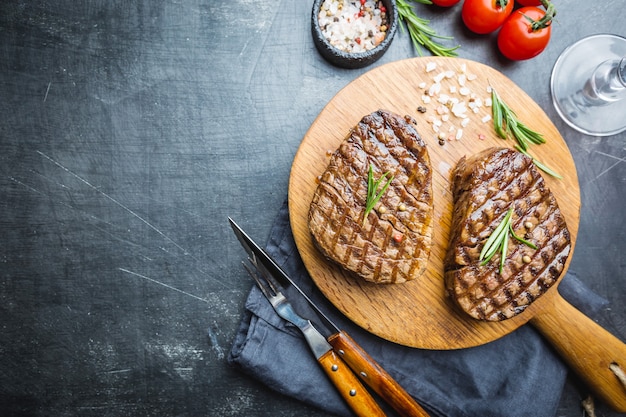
[444,147,571,321]
[308,109,433,284]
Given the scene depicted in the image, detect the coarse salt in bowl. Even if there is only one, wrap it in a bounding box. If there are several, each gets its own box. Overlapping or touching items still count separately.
[312,0,398,69]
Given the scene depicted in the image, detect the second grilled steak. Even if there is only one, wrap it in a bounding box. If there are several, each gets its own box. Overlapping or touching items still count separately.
[444,147,571,321]
[308,110,433,284]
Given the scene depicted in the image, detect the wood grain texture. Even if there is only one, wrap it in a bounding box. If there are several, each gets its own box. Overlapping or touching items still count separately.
[328,332,430,417]
[530,296,626,412]
[318,350,386,417]
[289,57,581,349]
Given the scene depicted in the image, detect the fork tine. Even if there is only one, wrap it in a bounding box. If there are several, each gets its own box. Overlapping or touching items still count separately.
[242,261,275,300]
[252,258,285,293]
[247,257,285,293]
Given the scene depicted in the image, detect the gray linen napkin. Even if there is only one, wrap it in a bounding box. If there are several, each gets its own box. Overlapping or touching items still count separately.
[228,201,608,417]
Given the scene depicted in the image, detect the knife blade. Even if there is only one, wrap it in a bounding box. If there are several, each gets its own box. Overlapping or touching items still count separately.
[229,217,431,417]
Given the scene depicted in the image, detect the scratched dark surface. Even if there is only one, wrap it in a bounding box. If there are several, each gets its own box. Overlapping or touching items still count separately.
[0,1,624,416]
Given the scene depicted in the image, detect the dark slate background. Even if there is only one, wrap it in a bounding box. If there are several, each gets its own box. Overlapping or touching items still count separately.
[0,1,624,416]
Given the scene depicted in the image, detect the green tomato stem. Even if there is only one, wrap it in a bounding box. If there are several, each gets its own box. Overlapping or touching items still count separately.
[527,0,557,31]
[496,0,511,10]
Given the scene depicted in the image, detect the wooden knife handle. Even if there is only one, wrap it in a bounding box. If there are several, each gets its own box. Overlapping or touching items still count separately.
[530,293,626,412]
[318,349,386,417]
[329,331,431,417]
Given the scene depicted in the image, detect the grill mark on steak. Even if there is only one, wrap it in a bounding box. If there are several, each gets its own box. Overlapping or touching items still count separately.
[445,147,571,321]
[308,110,433,284]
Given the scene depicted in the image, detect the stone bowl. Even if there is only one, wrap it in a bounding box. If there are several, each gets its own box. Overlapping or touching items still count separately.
[311,0,398,69]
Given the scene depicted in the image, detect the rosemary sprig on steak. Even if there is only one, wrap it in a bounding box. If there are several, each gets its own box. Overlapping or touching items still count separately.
[363,164,394,225]
[480,207,538,274]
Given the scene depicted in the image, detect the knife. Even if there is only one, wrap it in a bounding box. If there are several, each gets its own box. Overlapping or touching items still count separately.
[229,217,431,417]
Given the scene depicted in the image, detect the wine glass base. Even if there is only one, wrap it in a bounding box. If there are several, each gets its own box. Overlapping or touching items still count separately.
[550,34,626,137]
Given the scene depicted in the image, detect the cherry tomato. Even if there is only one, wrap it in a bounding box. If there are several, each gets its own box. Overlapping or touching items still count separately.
[462,0,514,34]
[432,0,462,7]
[497,7,552,60]
[515,0,542,6]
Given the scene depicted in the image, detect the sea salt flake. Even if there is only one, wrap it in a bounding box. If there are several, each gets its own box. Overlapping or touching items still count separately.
[433,72,446,83]
[437,94,450,104]
[428,82,441,96]
[426,62,437,72]
[451,102,467,117]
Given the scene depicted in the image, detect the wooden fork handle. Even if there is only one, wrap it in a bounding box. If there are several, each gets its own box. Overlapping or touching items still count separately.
[318,349,386,417]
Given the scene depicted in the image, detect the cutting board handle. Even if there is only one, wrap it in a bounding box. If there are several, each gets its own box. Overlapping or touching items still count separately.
[530,293,626,412]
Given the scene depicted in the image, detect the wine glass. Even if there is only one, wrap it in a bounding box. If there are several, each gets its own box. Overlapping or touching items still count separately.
[550,34,626,137]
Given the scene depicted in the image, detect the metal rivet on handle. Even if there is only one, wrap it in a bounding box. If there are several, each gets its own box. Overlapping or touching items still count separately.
[331,364,338,372]
[349,389,357,396]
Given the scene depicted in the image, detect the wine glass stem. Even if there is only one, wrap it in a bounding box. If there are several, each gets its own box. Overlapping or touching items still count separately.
[582,57,626,104]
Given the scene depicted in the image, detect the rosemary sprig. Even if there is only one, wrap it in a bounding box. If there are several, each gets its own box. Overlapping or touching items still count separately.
[490,86,546,151]
[480,208,513,273]
[363,164,393,225]
[490,86,562,179]
[479,208,538,274]
[396,0,460,57]
[515,145,563,179]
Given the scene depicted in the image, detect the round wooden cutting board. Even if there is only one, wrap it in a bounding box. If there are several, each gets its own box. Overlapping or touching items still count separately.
[288,57,580,350]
